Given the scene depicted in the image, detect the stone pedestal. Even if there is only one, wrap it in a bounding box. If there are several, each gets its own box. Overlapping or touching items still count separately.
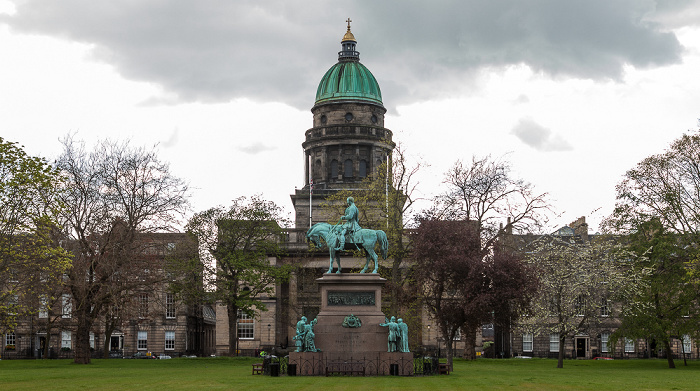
[291,273,414,375]
[314,274,387,361]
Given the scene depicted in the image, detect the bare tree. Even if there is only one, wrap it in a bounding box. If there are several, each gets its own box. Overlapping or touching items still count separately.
[56,136,189,364]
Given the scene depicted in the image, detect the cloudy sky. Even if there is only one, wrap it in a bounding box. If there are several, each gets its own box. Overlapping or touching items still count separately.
[2,0,700,232]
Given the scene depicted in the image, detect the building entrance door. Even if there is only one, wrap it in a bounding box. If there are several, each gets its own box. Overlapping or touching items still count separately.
[576,338,587,358]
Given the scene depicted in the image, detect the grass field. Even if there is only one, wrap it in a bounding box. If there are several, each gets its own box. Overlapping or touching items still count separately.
[1,357,699,390]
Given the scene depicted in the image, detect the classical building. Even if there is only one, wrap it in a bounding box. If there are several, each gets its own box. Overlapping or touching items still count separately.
[1,233,216,360]
[290,20,395,230]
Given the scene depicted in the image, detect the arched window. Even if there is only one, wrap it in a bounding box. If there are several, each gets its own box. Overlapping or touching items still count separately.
[344,159,353,178]
[330,160,339,179]
[359,160,367,178]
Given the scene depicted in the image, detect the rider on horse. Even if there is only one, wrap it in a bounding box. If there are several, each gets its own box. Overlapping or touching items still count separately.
[336,197,361,250]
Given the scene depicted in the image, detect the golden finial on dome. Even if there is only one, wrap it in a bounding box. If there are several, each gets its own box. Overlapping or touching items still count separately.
[342,17,356,42]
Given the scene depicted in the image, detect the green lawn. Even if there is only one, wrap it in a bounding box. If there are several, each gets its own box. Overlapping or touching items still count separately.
[1,357,698,390]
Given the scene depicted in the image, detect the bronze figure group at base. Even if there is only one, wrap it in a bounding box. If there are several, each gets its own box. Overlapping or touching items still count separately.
[293,316,320,352]
[380,316,410,353]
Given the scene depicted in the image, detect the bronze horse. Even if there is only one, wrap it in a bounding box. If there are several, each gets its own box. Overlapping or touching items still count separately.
[306,222,388,274]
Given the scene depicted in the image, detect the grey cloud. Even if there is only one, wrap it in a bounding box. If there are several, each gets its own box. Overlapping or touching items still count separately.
[236,142,276,154]
[1,0,688,110]
[511,117,573,152]
[162,128,179,148]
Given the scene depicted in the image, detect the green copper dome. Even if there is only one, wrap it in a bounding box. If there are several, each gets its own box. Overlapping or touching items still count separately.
[315,23,383,107]
[315,62,383,106]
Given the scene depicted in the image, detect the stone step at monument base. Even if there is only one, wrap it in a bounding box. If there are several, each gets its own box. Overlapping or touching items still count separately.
[289,351,413,376]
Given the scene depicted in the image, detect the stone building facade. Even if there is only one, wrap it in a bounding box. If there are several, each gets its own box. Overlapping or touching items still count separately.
[1,233,216,360]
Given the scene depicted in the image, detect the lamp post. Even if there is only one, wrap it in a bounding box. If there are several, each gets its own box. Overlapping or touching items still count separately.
[267,324,271,346]
[427,325,431,347]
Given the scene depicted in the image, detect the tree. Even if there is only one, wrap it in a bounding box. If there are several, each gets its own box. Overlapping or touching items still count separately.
[413,220,481,369]
[602,129,700,368]
[184,195,291,356]
[0,137,71,334]
[323,144,423,314]
[414,219,535,366]
[419,155,549,359]
[522,235,637,368]
[55,136,189,364]
[608,220,698,368]
[605,129,700,238]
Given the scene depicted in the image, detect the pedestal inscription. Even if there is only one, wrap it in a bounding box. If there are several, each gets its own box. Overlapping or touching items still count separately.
[327,291,375,306]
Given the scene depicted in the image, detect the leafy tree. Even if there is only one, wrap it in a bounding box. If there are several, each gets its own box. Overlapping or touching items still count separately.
[56,136,189,364]
[603,129,700,368]
[0,137,71,334]
[522,236,638,368]
[609,220,698,368]
[185,195,291,356]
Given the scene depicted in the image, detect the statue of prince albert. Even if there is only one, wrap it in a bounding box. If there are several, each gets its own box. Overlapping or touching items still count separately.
[335,197,361,250]
[305,196,389,274]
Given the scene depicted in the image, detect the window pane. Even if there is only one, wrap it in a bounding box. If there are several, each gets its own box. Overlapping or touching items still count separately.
[550,334,559,352]
[601,333,609,353]
[237,310,254,339]
[61,331,72,349]
[138,331,148,350]
[523,333,533,352]
[625,338,634,353]
[165,331,175,350]
[682,335,692,353]
[344,159,353,178]
[166,293,175,318]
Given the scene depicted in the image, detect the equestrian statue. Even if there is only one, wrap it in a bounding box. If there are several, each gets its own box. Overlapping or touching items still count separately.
[306,197,388,274]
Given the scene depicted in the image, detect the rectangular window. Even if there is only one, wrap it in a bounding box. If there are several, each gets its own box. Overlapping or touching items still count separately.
[139,293,149,318]
[600,298,610,317]
[237,310,254,340]
[5,332,16,347]
[550,334,559,352]
[62,294,72,318]
[39,296,48,318]
[166,293,175,319]
[89,332,95,349]
[682,335,692,353]
[601,333,609,353]
[61,330,72,349]
[523,333,533,352]
[165,331,175,350]
[137,331,147,350]
[625,338,634,353]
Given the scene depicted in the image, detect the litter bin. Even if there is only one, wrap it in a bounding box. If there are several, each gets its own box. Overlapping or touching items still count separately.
[287,363,297,376]
[390,363,399,376]
[269,362,280,377]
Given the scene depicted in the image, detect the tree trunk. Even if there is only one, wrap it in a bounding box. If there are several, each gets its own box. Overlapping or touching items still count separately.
[663,339,676,369]
[463,324,478,360]
[43,332,51,359]
[557,335,566,368]
[102,320,115,359]
[74,307,93,364]
[227,303,238,356]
